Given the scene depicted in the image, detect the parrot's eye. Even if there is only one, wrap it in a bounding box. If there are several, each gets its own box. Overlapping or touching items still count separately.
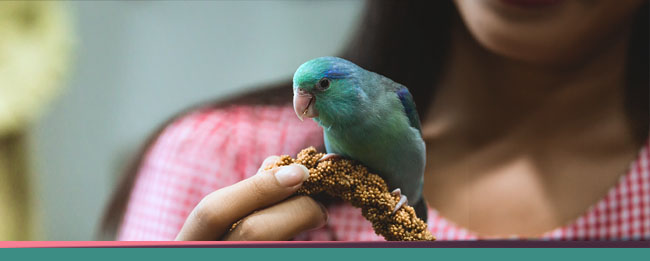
[317,78,330,91]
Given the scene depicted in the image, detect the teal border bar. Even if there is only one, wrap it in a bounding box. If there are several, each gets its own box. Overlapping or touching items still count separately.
[1,248,649,261]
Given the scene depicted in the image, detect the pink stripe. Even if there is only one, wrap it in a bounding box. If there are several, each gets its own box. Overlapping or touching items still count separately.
[616,179,623,239]
[0,241,343,248]
[637,146,650,238]
[629,161,638,238]
[594,203,602,240]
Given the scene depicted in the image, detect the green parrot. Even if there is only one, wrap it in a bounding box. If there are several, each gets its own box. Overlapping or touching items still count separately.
[292,56,427,220]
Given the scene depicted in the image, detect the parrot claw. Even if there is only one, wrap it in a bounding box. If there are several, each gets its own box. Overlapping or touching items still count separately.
[318,153,341,162]
[391,188,408,214]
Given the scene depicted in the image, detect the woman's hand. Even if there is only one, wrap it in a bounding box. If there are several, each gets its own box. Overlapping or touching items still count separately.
[175,156,328,241]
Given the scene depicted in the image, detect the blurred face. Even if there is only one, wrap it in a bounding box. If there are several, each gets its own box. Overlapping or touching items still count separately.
[454,0,646,64]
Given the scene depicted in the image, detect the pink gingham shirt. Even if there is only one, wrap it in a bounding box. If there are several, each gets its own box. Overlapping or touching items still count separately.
[118,105,650,240]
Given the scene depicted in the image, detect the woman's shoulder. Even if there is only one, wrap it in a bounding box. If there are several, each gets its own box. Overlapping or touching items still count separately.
[150,86,324,180]
[155,103,323,169]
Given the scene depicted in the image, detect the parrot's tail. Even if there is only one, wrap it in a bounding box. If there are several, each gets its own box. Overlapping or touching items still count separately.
[414,198,428,222]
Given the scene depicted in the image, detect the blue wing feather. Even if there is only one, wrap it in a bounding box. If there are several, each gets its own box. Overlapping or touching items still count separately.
[396,87,421,132]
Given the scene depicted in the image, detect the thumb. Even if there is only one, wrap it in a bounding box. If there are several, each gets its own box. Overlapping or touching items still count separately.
[209,163,310,222]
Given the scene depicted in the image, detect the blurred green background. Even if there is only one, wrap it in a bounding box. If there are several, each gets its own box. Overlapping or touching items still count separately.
[2,0,364,240]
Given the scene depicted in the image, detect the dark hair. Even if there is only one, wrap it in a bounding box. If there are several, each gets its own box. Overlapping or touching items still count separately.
[624,2,649,142]
[99,0,648,239]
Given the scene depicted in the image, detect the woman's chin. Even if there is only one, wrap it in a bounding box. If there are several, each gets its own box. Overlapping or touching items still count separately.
[454,0,645,65]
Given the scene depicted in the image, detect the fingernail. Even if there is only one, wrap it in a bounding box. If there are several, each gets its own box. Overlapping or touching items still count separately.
[274,164,310,187]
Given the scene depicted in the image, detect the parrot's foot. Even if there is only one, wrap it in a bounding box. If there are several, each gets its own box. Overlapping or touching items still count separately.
[318,153,341,162]
[391,188,408,214]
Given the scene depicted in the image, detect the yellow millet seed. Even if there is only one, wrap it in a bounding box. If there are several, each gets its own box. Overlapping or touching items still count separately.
[267,147,435,241]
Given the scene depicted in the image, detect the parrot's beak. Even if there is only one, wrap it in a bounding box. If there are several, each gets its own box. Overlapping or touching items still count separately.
[293,88,318,121]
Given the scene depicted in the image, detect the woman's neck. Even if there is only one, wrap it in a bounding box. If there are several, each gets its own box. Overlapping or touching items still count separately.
[423,19,639,153]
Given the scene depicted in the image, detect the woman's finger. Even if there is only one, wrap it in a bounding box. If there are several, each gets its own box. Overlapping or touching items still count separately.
[222,195,328,241]
[175,163,310,240]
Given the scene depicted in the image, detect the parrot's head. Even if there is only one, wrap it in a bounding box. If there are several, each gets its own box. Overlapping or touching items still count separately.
[292,56,365,128]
